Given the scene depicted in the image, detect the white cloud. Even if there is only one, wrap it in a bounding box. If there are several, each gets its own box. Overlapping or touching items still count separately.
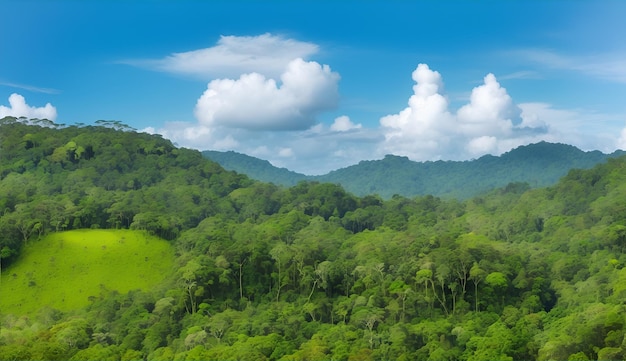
[278,147,294,157]
[151,121,238,150]
[194,58,340,131]
[518,103,576,130]
[152,61,626,175]
[618,128,626,150]
[519,102,624,152]
[380,64,453,134]
[330,115,362,132]
[0,93,57,121]
[378,64,546,161]
[308,123,325,134]
[379,64,456,158]
[124,33,319,79]
[141,126,157,134]
[466,136,498,156]
[457,73,522,137]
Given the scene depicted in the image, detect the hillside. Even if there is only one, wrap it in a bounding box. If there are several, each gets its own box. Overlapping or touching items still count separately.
[0,116,252,267]
[203,142,626,199]
[202,150,307,186]
[3,116,626,360]
[0,229,174,316]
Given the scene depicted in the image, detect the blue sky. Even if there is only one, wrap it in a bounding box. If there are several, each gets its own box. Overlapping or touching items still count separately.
[2,0,626,174]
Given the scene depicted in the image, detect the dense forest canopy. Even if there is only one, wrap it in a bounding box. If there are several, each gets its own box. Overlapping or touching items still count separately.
[2,116,626,360]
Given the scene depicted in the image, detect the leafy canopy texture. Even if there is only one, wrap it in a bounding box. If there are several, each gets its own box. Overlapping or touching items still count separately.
[2,116,626,361]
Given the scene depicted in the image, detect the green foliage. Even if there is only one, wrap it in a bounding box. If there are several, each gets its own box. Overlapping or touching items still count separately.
[3,118,626,360]
[0,118,251,264]
[0,229,174,315]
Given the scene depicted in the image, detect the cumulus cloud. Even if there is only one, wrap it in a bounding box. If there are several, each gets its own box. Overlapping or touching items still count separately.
[194,58,339,131]
[124,33,319,79]
[457,73,522,137]
[0,93,57,120]
[380,64,453,134]
[379,64,456,158]
[153,61,626,175]
[330,115,362,132]
[379,64,546,160]
[134,34,355,173]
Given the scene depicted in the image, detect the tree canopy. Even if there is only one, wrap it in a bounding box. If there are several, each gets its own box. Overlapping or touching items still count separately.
[2,116,626,360]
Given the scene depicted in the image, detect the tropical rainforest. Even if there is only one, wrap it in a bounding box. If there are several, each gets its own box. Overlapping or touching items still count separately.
[2,116,626,361]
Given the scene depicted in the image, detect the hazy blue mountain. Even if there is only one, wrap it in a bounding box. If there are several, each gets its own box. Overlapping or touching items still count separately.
[202,150,308,186]
[203,142,626,199]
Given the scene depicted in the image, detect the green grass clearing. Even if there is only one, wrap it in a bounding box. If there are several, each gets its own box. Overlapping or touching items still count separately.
[0,229,175,316]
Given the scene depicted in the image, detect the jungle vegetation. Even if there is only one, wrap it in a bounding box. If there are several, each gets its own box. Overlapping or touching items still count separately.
[1,116,626,361]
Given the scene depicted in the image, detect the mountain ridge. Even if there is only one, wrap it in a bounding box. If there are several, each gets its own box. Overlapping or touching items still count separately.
[203,142,626,199]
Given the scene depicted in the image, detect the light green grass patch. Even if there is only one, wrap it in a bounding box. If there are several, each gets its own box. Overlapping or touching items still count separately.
[0,229,175,316]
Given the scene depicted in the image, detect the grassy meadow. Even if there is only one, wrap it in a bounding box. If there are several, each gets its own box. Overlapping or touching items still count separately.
[0,229,175,316]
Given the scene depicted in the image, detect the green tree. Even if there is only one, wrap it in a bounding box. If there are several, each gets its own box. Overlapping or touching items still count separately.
[469,263,486,312]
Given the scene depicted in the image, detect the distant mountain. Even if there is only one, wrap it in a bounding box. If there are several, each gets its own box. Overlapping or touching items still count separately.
[202,150,308,186]
[202,142,626,199]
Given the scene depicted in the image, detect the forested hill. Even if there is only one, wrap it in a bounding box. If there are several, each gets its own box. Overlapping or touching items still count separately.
[0,116,253,264]
[4,116,626,360]
[203,142,626,199]
[202,150,307,186]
